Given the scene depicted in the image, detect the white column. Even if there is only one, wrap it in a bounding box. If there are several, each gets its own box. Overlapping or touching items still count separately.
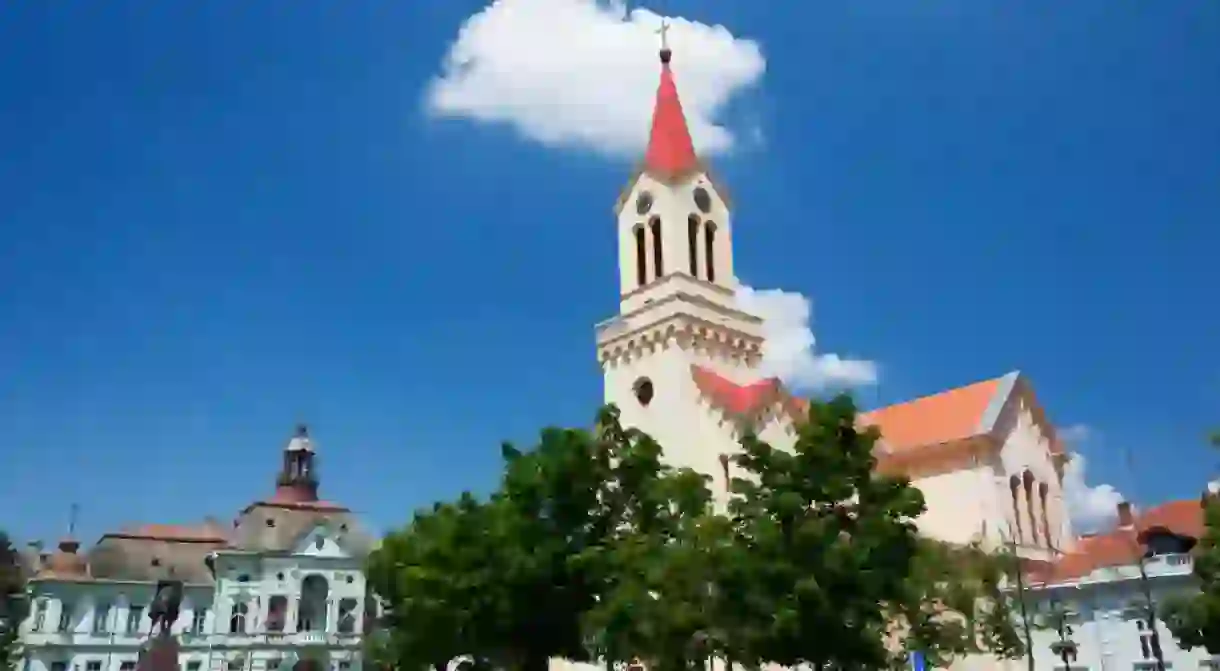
[287,596,300,633]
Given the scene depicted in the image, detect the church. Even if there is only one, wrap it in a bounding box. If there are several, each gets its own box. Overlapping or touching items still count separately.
[595,39,1076,569]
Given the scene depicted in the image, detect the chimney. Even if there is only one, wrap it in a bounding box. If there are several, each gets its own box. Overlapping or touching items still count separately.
[1116,501,1134,528]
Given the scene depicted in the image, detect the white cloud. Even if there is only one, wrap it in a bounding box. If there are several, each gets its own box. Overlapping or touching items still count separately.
[424,0,766,157]
[1058,423,1092,444]
[735,286,878,392]
[1058,425,1126,533]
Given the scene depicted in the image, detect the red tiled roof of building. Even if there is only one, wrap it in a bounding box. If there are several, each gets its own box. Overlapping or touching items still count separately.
[1032,499,1204,584]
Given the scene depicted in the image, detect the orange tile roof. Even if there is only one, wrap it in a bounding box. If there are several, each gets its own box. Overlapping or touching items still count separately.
[860,376,1005,452]
[1140,499,1205,539]
[1033,499,1204,583]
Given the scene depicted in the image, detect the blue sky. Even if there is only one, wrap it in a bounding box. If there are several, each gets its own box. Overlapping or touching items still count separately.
[1,0,1217,544]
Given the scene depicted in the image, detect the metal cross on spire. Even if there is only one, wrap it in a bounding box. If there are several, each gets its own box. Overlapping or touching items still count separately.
[656,20,671,53]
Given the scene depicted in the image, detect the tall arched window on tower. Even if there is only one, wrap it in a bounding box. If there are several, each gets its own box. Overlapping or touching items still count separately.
[1039,482,1052,548]
[649,217,664,278]
[1023,471,1038,544]
[704,221,717,283]
[687,215,700,277]
[633,225,647,287]
[1008,475,1022,542]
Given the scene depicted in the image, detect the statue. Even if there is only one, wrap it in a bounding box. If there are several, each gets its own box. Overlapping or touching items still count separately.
[148,579,184,636]
[138,580,184,671]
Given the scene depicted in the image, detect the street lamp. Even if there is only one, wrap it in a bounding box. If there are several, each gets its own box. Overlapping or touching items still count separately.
[1047,601,1078,671]
[1134,547,1166,671]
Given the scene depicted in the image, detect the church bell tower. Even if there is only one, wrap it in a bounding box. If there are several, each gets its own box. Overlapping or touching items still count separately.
[596,32,774,492]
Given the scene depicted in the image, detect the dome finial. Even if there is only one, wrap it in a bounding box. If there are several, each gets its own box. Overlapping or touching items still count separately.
[656,20,672,64]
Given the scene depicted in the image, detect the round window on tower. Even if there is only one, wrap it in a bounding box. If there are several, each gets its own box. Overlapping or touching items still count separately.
[633,377,655,406]
[636,191,654,215]
[693,187,712,214]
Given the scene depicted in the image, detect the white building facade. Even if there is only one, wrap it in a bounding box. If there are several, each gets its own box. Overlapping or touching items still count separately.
[18,426,374,671]
[1024,500,1211,671]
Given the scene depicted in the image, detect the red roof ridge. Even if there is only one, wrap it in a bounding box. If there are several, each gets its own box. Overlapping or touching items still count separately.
[690,365,804,423]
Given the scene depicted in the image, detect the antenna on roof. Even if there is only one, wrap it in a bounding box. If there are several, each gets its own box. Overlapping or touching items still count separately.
[68,502,80,538]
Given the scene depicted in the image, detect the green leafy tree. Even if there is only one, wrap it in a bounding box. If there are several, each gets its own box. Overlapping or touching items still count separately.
[894,539,1026,668]
[0,531,27,671]
[365,494,497,671]
[723,395,926,670]
[578,408,740,671]
[369,424,614,671]
[371,400,1029,671]
[726,395,1024,670]
[1162,495,1220,653]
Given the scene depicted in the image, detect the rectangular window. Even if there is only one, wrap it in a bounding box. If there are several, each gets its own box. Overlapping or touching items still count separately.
[186,663,202,671]
[127,606,145,635]
[227,660,243,671]
[267,661,282,671]
[57,603,74,632]
[50,663,67,671]
[120,662,136,671]
[337,598,358,634]
[86,662,102,671]
[190,609,207,635]
[338,663,351,671]
[266,597,287,633]
[93,604,112,634]
[32,600,46,632]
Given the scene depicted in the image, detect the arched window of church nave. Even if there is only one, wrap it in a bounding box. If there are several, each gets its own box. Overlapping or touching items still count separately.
[704,221,717,283]
[1038,482,1052,549]
[1008,475,1022,540]
[649,216,664,278]
[687,215,700,277]
[1023,470,1038,544]
[633,225,647,287]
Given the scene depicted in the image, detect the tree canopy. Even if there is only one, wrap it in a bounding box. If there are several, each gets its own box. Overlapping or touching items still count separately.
[367,399,1025,671]
[1162,495,1220,654]
[0,531,27,671]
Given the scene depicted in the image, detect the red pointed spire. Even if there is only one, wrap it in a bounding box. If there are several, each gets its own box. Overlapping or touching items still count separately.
[643,47,699,177]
